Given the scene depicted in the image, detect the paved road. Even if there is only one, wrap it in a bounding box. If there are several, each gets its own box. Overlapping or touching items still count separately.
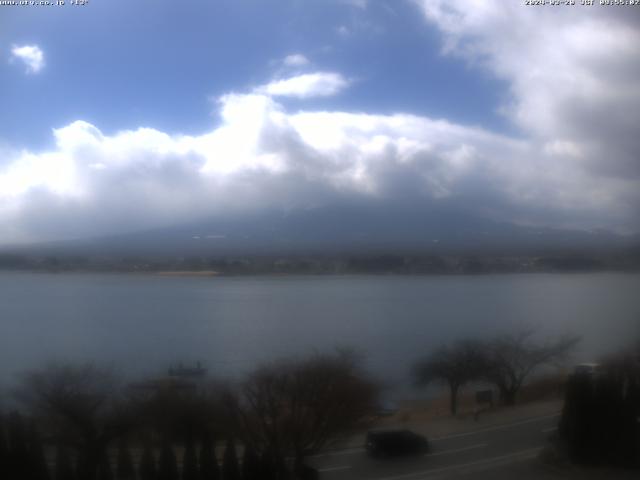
[308,412,560,480]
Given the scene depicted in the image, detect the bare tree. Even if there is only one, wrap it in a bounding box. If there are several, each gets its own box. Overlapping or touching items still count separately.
[413,340,486,415]
[129,377,229,443]
[228,351,378,476]
[483,330,579,405]
[17,363,135,480]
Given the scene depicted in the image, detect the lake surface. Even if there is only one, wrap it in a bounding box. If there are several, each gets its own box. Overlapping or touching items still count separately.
[1,272,639,396]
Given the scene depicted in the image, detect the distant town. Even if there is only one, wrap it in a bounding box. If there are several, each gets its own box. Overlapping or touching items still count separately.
[1,250,639,275]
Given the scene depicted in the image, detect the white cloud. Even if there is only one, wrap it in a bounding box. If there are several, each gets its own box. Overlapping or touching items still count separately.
[256,72,350,99]
[413,1,640,179]
[1,85,636,244]
[543,140,583,159]
[340,0,367,8]
[283,54,310,67]
[337,25,351,37]
[10,44,45,74]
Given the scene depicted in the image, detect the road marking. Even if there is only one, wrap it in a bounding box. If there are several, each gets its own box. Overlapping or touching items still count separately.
[427,443,487,457]
[312,442,487,462]
[541,427,557,433]
[318,465,352,473]
[431,412,560,441]
[316,443,488,472]
[310,412,558,460]
[371,447,542,480]
[311,447,363,459]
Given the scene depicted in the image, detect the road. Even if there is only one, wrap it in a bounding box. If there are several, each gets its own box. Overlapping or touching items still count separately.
[308,412,560,479]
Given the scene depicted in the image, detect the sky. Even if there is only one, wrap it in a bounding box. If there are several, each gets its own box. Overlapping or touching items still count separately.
[1,0,639,245]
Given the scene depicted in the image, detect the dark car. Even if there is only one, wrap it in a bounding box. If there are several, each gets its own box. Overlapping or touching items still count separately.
[365,430,429,458]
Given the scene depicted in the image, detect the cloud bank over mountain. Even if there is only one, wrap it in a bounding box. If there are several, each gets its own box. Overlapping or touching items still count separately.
[1,2,638,245]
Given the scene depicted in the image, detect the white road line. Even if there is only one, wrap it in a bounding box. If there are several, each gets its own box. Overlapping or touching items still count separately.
[310,412,558,460]
[427,443,487,457]
[311,447,363,459]
[431,412,560,441]
[316,443,488,474]
[370,446,542,480]
[541,427,557,433]
[318,465,352,473]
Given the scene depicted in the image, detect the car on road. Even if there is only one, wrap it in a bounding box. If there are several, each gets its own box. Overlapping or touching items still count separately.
[572,362,602,377]
[365,429,429,458]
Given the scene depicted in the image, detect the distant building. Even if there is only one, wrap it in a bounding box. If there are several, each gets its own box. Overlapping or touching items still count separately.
[128,361,207,395]
[168,361,207,380]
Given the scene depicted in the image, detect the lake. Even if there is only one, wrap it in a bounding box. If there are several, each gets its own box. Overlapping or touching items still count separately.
[1,272,639,396]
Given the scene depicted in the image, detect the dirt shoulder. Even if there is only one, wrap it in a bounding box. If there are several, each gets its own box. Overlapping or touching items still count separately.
[375,397,563,439]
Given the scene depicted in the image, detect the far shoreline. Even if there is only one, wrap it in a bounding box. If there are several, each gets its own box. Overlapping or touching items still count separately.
[0,268,639,277]
[154,270,220,277]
